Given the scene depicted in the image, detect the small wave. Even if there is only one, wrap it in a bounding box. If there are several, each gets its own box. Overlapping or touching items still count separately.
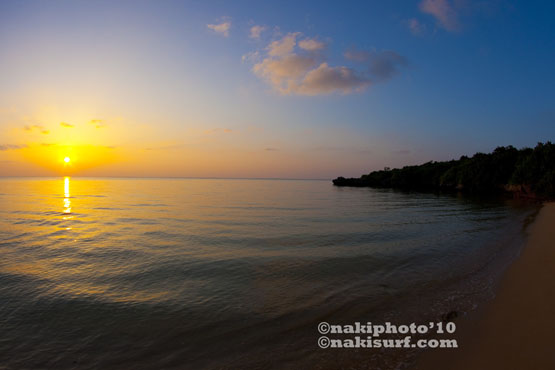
[115,217,159,225]
[130,203,168,207]
[143,230,183,239]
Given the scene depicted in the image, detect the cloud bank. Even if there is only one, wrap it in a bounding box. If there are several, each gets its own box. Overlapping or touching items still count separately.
[248,32,406,96]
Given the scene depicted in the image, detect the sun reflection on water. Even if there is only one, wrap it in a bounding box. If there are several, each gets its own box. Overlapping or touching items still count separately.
[63,177,72,215]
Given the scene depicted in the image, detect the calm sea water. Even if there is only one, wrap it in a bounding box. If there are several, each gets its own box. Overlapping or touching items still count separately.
[0,178,535,369]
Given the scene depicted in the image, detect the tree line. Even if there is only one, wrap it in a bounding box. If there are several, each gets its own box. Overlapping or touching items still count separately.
[333,142,555,198]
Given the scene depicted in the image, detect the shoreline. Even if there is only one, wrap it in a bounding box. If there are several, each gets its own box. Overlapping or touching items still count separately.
[417,202,555,370]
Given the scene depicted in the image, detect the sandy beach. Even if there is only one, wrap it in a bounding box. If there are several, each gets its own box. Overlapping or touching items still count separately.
[419,202,555,370]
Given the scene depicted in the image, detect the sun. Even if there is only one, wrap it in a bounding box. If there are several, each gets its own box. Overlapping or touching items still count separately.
[64,157,71,163]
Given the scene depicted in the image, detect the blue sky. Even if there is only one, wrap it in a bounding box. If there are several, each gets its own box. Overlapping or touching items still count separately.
[0,0,554,178]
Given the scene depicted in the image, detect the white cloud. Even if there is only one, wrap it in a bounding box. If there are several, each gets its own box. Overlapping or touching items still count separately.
[294,63,370,95]
[0,144,27,151]
[298,38,326,51]
[419,0,459,31]
[23,124,49,134]
[89,119,106,128]
[407,18,426,35]
[207,20,231,37]
[267,32,299,57]
[242,51,260,63]
[344,48,408,81]
[249,25,266,39]
[253,54,317,91]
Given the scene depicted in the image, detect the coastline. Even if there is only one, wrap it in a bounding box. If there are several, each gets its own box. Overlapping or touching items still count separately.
[417,202,555,370]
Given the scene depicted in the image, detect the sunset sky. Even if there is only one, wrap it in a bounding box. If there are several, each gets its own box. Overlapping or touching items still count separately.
[1,0,554,178]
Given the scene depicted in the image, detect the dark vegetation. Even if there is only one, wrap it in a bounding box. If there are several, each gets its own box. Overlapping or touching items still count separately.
[333,142,555,199]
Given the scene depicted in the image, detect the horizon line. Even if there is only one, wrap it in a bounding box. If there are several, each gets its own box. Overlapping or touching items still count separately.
[0,175,331,181]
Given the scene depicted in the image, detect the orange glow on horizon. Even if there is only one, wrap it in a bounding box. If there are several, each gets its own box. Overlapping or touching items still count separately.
[15,143,122,175]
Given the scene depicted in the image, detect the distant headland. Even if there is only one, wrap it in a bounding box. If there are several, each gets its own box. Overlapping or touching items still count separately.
[333,142,554,199]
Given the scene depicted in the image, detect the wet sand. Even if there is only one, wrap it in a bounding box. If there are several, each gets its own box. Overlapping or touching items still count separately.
[418,202,555,370]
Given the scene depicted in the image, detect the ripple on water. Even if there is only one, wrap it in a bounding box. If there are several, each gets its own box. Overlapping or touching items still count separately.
[0,178,537,370]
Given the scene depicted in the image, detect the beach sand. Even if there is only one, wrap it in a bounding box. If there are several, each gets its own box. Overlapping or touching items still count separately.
[417,202,555,370]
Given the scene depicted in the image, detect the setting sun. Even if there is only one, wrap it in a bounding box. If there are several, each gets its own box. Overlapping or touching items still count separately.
[64,157,71,163]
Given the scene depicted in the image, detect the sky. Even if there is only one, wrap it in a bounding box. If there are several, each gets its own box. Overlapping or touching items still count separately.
[0,0,554,178]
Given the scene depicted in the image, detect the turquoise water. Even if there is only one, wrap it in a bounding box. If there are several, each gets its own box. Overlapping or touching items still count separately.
[0,178,535,369]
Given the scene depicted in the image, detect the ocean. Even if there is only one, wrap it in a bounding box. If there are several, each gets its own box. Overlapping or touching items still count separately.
[0,178,536,369]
